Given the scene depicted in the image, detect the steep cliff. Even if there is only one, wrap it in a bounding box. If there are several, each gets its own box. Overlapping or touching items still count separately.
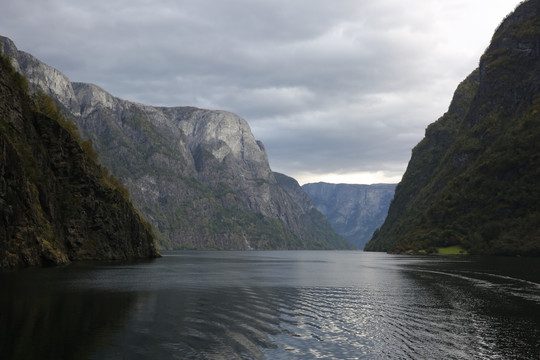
[275,173,354,249]
[365,0,540,256]
[0,52,159,267]
[302,183,396,249]
[0,36,350,250]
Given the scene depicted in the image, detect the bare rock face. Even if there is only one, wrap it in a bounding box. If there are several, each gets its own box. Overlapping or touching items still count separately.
[0,35,350,250]
[302,183,396,249]
[178,110,267,164]
[1,38,80,115]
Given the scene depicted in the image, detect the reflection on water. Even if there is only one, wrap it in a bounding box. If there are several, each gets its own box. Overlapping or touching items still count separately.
[0,268,138,360]
[0,252,539,359]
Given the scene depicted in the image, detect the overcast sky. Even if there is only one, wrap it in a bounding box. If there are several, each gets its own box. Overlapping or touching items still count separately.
[1,0,523,184]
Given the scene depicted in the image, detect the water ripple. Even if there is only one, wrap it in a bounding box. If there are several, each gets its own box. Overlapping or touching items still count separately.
[6,251,536,360]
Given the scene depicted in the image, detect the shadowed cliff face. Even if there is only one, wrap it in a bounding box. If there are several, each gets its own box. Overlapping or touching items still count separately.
[366,0,540,256]
[0,52,159,267]
[0,36,350,250]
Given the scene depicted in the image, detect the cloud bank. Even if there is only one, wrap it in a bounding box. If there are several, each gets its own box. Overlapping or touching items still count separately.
[0,0,523,184]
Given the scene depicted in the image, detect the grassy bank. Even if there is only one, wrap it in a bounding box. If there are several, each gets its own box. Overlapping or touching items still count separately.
[437,245,468,255]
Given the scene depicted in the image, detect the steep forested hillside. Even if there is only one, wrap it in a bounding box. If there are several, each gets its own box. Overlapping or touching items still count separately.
[0,52,159,267]
[366,0,540,256]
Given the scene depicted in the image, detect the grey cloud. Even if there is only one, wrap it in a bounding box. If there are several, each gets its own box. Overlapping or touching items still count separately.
[0,0,523,184]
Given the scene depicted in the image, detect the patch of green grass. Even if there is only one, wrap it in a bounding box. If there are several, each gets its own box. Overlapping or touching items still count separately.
[437,245,468,255]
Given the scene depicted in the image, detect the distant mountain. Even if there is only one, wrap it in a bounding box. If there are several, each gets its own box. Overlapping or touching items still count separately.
[274,174,353,249]
[302,183,396,249]
[0,50,159,267]
[0,36,351,250]
[365,0,540,256]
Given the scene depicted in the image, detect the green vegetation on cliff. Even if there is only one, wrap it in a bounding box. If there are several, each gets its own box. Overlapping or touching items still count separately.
[365,0,540,256]
[0,51,159,267]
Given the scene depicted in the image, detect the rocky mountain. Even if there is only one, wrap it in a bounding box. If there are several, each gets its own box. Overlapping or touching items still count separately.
[0,51,159,267]
[365,0,540,256]
[302,183,396,249]
[0,36,351,250]
[273,173,353,249]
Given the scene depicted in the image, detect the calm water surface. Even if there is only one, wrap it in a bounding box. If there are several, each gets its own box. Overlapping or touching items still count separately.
[1,251,539,359]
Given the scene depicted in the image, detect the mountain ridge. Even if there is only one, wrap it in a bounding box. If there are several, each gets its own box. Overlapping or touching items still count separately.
[302,182,396,249]
[0,35,352,250]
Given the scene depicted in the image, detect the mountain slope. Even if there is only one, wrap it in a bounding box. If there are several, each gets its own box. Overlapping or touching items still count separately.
[0,36,349,250]
[0,51,159,267]
[303,183,396,249]
[365,0,540,256]
[275,174,354,249]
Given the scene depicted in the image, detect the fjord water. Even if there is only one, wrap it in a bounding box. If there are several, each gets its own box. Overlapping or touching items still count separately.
[1,251,539,359]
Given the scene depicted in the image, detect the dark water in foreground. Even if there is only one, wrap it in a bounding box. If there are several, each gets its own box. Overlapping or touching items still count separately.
[1,251,539,359]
